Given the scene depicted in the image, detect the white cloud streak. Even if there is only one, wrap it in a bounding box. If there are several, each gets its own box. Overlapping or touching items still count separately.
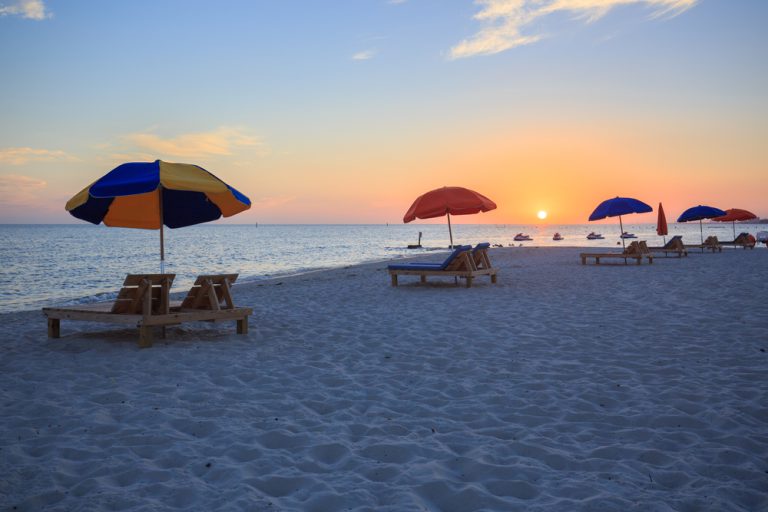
[0,147,75,165]
[352,50,376,61]
[449,0,697,59]
[122,127,267,159]
[0,0,50,20]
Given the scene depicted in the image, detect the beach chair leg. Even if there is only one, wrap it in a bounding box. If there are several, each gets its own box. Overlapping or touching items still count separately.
[139,326,153,348]
[160,326,167,339]
[420,275,427,284]
[466,276,473,288]
[390,274,398,287]
[47,318,60,338]
[491,273,497,284]
[237,316,248,335]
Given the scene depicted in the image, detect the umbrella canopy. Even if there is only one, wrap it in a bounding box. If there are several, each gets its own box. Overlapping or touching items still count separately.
[677,205,726,244]
[403,186,496,247]
[66,160,251,271]
[712,208,758,240]
[588,196,652,248]
[656,202,668,240]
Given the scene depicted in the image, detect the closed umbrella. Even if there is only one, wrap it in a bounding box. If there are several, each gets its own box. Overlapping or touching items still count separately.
[588,196,653,249]
[656,202,668,245]
[711,208,757,240]
[66,160,251,273]
[403,186,496,247]
[677,205,726,244]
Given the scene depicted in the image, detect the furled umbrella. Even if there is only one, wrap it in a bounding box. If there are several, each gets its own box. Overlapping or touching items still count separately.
[588,196,653,249]
[403,186,496,247]
[677,205,726,245]
[711,208,757,240]
[656,202,668,245]
[66,160,251,273]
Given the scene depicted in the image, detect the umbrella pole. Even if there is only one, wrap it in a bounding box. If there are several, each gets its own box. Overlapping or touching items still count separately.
[699,219,704,245]
[619,215,625,249]
[159,187,165,274]
[447,212,454,248]
[732,220,736,240]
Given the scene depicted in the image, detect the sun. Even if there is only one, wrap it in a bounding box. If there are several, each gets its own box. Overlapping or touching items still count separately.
[537,210,548,220]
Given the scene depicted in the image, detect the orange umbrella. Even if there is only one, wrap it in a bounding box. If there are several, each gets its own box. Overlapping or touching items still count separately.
[656,202,668,244]
[403,186,496,247]
[712,208,757,239]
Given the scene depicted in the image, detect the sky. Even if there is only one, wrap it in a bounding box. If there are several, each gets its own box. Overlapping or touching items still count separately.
[1,0,766,225]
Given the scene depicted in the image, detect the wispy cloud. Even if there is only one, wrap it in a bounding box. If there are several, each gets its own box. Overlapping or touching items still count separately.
[0,174,47,206]
[352,49,376,61]
[0,147,75,165]
[449,0,697,59]
[0,0,51,20]
[122,127,267,159]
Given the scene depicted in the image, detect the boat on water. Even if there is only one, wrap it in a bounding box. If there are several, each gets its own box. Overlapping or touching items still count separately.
[757,231,768,246]
[586,232,604,240]
[514,233,533,241]
[552,233,564,241]
[620,232,637,239]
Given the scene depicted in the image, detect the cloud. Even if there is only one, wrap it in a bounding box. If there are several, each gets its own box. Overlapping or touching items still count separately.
[0,147,75,165]
[0,0,50,20]
[122,127,267,159]
[0,174,47,206]
[352,50,376,61]
[449,0,697,59]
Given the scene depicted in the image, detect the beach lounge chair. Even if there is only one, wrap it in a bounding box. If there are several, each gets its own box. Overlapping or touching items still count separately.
[720,232,756,249]
[580,241,654,265]
[43,273,252,348]
[646,235,688,257]
[472,242,495,271]
[685,235,723,253]
[388,244,497,287]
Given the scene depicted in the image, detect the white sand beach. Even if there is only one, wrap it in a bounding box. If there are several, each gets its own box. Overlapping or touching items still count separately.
[1,247,766,511]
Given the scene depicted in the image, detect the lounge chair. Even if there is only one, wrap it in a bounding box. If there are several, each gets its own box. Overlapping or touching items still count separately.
[685,235,722,253]
[471,242,495,271]
[720,232,756,249]
[646,235,688,257]
[43,273,252,348]
[580,241,654,265]
[388,244,497,287]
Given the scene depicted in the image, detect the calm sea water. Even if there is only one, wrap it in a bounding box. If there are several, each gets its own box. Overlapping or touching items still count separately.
[0,222,761,312]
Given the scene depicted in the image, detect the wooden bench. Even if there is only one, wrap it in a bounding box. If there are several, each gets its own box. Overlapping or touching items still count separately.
[43,274,252,348]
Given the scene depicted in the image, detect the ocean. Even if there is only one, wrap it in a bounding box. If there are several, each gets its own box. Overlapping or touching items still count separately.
[0,222,759,312]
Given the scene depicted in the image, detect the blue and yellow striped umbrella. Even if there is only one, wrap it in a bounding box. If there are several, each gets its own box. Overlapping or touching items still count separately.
[66,160,251,271]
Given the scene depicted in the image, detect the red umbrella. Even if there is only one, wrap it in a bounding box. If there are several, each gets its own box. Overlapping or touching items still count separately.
[712,208,757,239]
[403,186,496,247]
[656,202,668,244]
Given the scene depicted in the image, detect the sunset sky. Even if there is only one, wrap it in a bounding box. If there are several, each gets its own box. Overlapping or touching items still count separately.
[1,0,766,225]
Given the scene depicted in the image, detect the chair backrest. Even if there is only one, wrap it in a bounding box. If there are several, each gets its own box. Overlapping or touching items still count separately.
[623,241,641,255]
[704,235,720,246]
[663,235,683,249]
[180,274,239,310]
[734,232,750,243]
[440,245,473,271]
[111,274,175,315]
[472,243,492,270]
[637,241,651,254]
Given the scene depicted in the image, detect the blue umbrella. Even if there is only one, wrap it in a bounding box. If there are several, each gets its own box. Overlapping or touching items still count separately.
[677,205,726,244]
[589,196,653,248]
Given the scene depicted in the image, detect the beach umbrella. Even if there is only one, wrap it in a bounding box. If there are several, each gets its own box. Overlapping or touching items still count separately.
[588,196,653,249]
[677,205,726,244]
[403,186,496,247]
[656,202,668,244]
[711,208,757,240]
[66,160,251,273]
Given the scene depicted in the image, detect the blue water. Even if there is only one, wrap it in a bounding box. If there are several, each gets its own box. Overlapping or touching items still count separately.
[0,222,760,312]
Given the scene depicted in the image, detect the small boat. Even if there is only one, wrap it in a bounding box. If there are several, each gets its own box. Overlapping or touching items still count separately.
[586,232,604,240]
[757,231,768,246]
[620,232,637,239]
[514,233,533,241]
[552,233,563,241]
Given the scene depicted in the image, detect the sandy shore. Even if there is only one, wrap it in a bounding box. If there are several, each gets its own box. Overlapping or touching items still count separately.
[1,247,766,511]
